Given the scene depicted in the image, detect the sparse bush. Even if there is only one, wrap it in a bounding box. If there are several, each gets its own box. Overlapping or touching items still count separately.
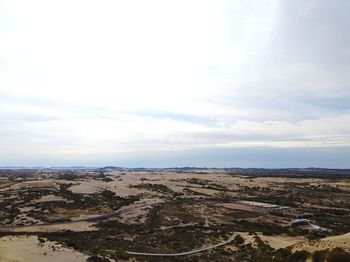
[312,249,328,262]
[101,190,115,199]
[38,237,46,244]
[289,250,310,262]
[102,177,113,182]
[234,234,245,245]
[326,248,350,262]
[87,255,110,262]
[113,250,130,260]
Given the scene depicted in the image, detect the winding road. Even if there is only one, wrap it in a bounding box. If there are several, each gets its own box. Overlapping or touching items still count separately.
[126,235,236,257]
[1,202,236,257]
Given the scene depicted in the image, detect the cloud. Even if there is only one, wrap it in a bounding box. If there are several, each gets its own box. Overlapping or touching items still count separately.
[0,0,349,166]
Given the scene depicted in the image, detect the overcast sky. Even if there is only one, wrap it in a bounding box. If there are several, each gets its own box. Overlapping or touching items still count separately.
[0,0,350,167]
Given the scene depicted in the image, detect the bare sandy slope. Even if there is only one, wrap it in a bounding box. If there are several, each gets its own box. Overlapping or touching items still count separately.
[0,235,87,262]
[0,221,96,233]
[293,232,350,253]
[66,171,349,200]
[238,232,307,249]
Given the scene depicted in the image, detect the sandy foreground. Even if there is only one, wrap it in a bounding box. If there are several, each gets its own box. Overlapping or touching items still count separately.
[0,235,87,262]
[293,232,350,253]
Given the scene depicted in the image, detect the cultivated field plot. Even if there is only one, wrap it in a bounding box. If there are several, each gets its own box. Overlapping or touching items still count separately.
[0,168,349,261]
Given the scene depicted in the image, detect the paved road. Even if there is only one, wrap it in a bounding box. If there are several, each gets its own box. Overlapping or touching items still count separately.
[126,236,235,257]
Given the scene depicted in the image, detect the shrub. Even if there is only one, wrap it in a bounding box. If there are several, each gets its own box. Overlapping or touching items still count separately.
[87,255,110,262]
[234,234,245,245]
[289,250,310,262]
[101,190,116,199]
[326,248,350,262]
[312,249,328,262]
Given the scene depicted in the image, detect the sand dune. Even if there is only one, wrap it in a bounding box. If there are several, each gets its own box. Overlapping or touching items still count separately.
[293,232,350,253]
[0,235,87,262]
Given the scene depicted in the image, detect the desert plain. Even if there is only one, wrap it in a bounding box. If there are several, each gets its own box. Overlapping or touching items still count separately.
[0,167,349,261]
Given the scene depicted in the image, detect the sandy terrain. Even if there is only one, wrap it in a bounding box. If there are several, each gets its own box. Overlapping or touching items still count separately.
[1,221,96,233]
[0,169,349,261]
[7,180,60,191]
[0,236,87,262]
[238,232,307,249]
[35,194,68,203]
[293,232,350,253]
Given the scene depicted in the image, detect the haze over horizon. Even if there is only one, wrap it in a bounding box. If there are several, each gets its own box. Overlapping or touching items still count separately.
[1,0,350,168]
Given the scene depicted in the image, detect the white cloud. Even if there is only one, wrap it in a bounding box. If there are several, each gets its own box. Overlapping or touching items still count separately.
[0,0,349,166]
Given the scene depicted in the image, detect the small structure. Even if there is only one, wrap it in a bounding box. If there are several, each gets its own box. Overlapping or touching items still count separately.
[309,224,332,234]
[216,200,313,219]
[237,201,280,209]
[291,219,310,227]
[237,201,313,218]
[214,203,259,213]
[291,219,331,234]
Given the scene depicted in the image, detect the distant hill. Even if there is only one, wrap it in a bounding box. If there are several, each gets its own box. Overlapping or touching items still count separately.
[1,166,349,176]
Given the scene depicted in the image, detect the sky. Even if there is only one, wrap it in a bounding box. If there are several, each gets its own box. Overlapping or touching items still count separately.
[0,0,350,168]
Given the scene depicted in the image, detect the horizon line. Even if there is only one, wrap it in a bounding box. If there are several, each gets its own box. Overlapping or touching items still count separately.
[1,166,350,170]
